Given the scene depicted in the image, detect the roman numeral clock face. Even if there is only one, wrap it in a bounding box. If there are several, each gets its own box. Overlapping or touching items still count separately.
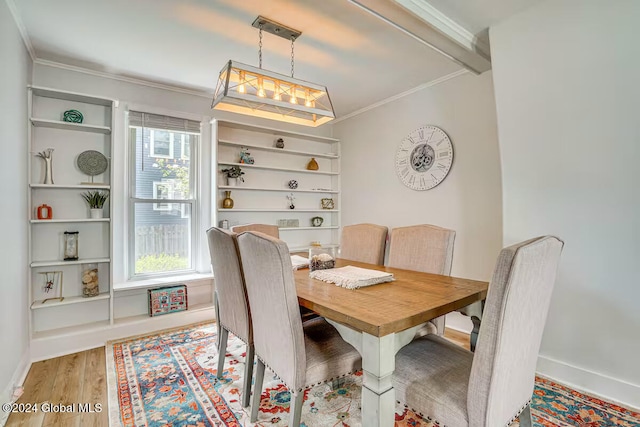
[395,125,454,190]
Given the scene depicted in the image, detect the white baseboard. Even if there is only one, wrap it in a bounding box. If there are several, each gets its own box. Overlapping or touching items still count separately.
[30,307,215,362]
[537,354,640,410]
[0,349,31,427]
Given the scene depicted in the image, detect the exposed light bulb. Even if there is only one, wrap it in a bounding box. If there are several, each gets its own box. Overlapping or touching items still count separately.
[304,89,313,107]
[273,81,282,101]
[257,77,266,98]
[290,85,298,104]
[238,71,246,94]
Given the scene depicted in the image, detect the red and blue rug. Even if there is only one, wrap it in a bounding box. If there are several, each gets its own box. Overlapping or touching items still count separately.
[106,323,640,426]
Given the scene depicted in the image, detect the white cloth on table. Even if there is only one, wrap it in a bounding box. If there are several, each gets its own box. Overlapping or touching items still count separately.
[309,265,394,289]
[290,255,309,270]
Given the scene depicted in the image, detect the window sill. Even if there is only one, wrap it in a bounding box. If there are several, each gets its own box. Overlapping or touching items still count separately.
[113,272,214,292]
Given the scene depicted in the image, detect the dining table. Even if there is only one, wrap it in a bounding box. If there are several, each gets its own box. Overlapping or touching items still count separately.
[293,258,489,427]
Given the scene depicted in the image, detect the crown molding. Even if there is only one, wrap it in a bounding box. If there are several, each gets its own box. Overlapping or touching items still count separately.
[5,0,36,61]
[394,0,491,57]
[34,58,213,99]
[332,69,468,125]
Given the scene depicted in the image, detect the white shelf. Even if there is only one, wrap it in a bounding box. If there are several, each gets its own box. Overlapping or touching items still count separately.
[31,85,116,107]
[218,162,339,175]
[113,273,214,292]
[30,218,110,224]
[32,320,111,340]
[214,119,339,143]
[219,140,338,159]
[30,184,110,190]
[31,257,111,268]
[113,303,214,326]
[218,185,338,194]
[279,226,340,231]
[30,118,112,135]
[31,292,111,310]
[218,209,339,213]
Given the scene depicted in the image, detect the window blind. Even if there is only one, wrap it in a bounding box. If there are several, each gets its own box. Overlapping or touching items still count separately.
[129,111,200,133]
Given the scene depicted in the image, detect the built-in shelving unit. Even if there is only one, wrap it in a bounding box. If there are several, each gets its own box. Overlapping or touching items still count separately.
[213,119,341,250]
[27,85,116,340]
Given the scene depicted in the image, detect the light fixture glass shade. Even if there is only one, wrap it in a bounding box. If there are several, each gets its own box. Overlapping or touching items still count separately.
[212,61,335,127]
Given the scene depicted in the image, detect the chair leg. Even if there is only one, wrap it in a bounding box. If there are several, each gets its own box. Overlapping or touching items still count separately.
[216,328,229,379]
[214,291,222,350]
[242,344,255,408]
[470,316,481,352]
[289,391,304,427]
[250,359,265,423]
[519,403,533,427]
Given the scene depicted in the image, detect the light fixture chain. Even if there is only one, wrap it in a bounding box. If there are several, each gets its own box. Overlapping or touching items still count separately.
[258,24,263,69]
[291,37,295,77]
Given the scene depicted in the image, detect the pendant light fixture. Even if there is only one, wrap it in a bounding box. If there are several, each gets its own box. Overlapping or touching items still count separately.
[211,16,335,127]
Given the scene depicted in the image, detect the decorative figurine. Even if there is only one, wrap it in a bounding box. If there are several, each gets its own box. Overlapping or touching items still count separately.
[239,147,255,164]
[287,193,296,209]
[36,148,54,184]
[275,138,285,149]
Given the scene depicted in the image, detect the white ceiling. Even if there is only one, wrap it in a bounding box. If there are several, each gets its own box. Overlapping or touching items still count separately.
[12,0,538,118]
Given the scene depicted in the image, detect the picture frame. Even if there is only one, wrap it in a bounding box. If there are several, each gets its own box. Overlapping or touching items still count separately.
[148,284,188,317]
[320,198,335,210]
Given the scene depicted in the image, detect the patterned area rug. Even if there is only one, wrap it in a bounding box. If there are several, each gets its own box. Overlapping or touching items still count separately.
[106,323,640,427]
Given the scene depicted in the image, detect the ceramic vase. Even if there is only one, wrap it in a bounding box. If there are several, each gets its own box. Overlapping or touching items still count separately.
[227,177,238,186]
[222,191,234,209]
[90,208,103,219]
[306,157,319,171]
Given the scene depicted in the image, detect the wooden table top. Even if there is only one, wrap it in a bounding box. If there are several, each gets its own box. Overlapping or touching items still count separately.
[294,258,489,337]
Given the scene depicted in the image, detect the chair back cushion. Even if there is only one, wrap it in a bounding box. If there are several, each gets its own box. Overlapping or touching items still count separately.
[340,223,388,265]
[231,223,280,238]
[468,236,564,427]
[206,227,251,343]
[237,231,306,391]
[388,224,455,274]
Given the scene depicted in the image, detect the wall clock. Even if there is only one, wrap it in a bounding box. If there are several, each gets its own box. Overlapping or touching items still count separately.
[395,125,454,190]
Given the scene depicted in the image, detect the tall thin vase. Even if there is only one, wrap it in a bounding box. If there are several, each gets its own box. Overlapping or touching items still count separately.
[44,158,53,184]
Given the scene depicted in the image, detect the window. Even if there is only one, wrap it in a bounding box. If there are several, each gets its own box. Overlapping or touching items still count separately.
[152,181,174,211]
[128,111,200,277]
[149,130,173,158]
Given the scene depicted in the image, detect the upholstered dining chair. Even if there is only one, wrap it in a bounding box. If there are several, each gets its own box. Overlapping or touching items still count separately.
[237,231,362,427]
[205,227,254,408]
[231,223,280,238]
[392,236,564,427]
[340,223,388,265]
[387,224,456,337]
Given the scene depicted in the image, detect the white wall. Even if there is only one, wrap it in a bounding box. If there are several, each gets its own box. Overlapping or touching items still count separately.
[0,0,32,422]
[332,71,503,331]
[491,0,640,407]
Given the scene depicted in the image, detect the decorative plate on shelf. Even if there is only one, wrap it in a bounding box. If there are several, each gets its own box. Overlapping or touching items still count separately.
[77,150,108,176]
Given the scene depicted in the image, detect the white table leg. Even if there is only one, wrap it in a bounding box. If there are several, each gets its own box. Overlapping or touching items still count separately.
[326,319,424,427]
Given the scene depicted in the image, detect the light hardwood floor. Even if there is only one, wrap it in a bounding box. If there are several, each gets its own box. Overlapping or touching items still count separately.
[6,328,469,426]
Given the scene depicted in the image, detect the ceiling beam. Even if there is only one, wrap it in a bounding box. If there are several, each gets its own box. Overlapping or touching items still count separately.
[347,0,491,74]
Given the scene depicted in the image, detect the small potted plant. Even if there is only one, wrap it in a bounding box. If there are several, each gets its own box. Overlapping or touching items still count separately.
[221,165,245,186]
[81,190,109,219]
